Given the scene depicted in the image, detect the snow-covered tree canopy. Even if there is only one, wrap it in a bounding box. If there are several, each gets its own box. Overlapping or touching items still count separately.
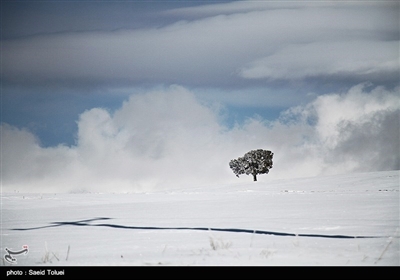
[229,149,273,181]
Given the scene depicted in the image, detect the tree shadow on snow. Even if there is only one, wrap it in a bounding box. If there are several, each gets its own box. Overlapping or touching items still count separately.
[11,217,386,239]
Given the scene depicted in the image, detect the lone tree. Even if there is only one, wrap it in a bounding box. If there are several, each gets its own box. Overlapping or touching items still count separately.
[229,149,273,181]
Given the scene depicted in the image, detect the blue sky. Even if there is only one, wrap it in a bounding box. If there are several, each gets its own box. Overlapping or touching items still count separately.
[1,0,399,192]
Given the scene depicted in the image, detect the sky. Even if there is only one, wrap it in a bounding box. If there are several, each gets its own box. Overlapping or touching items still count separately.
[1,0,399,193]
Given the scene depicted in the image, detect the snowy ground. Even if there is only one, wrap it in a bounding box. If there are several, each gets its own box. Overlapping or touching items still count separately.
[1,170,399,266]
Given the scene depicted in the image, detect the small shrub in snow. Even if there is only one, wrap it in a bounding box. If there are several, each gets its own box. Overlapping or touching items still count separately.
[209,237,232,250]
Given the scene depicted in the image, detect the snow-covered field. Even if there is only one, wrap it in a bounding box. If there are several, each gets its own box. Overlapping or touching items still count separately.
[1,171,399,266]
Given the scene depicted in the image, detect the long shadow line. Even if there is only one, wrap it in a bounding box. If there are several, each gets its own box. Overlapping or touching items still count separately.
[11,217,386,239]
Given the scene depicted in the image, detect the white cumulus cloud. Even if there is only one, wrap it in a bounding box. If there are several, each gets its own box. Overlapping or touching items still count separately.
[1,84,398,193]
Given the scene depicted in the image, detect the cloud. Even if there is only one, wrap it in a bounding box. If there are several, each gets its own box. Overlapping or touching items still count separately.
[1,86,232,192]
[1,84,398,193]
[240,41,399,83]
[284,83,400,174]
[2,2,398,89]
[318,85,399,172]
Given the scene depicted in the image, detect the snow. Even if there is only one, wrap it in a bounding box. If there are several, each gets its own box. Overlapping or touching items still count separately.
[1,170,399,266]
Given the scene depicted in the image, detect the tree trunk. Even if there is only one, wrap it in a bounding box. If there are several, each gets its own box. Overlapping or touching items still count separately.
[253,174,257,181]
